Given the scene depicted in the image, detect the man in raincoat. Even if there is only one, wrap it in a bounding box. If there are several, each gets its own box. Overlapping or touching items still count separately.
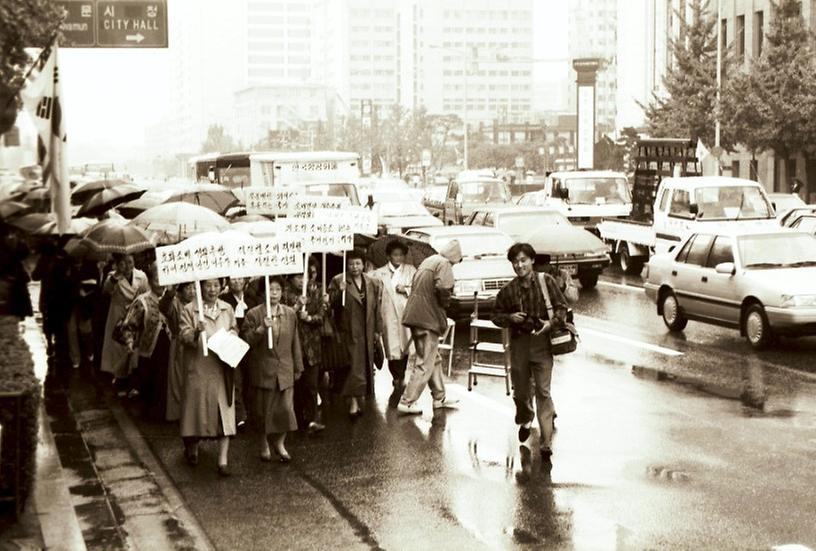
[398,239,463,414]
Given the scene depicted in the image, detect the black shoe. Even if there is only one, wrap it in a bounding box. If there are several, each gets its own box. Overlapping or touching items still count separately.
[518,424,531,442]
[237,419,247,433]
[540,448,553,463]
[217,464,231,477]
[184,448,199,466]
[307,422,326,434]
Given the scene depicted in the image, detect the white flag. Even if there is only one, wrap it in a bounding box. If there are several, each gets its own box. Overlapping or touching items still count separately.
[695,139,710,161]
[21,42,70,234]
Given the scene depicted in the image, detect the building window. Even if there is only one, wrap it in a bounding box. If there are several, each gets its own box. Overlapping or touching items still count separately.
[731,160,740,177]
[736,15,745,60]
[753,11,764,58]
[720,18,727,51]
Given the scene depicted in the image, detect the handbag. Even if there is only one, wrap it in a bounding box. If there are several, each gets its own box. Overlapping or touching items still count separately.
[538,273,579,356]
[373,339,385,370]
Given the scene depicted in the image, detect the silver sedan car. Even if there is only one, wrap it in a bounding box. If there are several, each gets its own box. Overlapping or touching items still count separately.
[644,228,816,349]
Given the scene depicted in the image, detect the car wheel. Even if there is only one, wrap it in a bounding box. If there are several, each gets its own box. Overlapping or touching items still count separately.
[661,291,688,331]
[744,304,773,350]
[619,247,644,275]
[578,272,599,289]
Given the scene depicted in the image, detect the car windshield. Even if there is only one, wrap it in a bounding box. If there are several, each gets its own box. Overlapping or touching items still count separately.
[694,186,773,220]
[217,166,251,189]
[433,233,512,258]
[564,177,630,205]
[740,233,816,268]
[303,183,360,206]
[499,212,569,235]
[794,217,816,234]
[458,180,512,203]
[772,194,806,213]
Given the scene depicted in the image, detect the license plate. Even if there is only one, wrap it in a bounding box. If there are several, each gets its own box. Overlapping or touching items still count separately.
[562,264,578,275]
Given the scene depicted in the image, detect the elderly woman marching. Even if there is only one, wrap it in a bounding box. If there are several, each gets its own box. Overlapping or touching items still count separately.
[101,254,149,387]
[371,240,416,398]
[241,276,303,463]
[328,249,383,418]
[179,279,238,477]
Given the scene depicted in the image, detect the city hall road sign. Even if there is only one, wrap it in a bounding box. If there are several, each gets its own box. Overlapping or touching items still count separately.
[56,0,168,48]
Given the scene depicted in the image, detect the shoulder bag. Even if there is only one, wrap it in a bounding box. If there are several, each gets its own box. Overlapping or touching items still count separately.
[537,273,579,356]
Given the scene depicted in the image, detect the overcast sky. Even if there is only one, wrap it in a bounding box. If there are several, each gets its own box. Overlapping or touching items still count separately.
[57,0,568,162]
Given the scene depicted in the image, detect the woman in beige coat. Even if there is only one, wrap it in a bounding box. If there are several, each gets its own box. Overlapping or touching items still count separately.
[179,279,238,477]
[241,276,303,463]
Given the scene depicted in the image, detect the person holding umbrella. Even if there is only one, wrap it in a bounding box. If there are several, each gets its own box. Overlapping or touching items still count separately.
[370,239,416,398]
[178,278,238,476]
[397,240,462,415]
[100,254,149,387]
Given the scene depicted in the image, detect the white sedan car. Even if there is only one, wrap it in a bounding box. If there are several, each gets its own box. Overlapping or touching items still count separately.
[644,228,816,349]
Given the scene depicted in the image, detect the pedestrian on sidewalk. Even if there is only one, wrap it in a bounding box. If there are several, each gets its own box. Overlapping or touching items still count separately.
[283,258,326,434]
[328,249,383,418]
[179,279,237,477]
[0,228,33,320]
[370,239,416,399]
[32,241,76,368]
[491,243,568,463]
[100,254,148,387]
[165,281,195,422]
[220,277,260,431]
[241,276,303,463]
[397,240,462,415]
[122,264,173,421]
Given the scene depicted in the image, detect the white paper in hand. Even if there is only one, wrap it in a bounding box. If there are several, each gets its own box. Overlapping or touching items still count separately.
[207,329,250,368]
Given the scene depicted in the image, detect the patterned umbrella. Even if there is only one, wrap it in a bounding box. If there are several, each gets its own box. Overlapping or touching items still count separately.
[70,179,131,205]
[76,184,146,218]
[130,202,229,245]
[82,219,156,256]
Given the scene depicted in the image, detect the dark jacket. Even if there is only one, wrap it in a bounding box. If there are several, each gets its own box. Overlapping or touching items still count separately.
[492,272,568,339]
[401,240,462,335]
[241,304,303,391]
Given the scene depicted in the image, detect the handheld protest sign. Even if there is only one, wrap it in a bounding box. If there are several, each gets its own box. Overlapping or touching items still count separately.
[302,252,308,298]
[264,275,273,350]
[342,250,346,306]
[194,281,208,356]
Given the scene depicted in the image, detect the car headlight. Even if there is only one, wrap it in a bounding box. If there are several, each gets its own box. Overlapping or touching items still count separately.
[780,294,816,308]
[454,280,481,297]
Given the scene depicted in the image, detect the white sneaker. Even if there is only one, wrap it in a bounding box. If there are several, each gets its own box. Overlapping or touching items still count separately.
[432,397,460,410]
[397,402,423,415]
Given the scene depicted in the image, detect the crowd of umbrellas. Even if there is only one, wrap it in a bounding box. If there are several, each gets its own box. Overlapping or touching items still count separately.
[0,177,272,261]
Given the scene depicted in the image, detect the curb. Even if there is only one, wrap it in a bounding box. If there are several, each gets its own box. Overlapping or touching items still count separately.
[106,398,216,551]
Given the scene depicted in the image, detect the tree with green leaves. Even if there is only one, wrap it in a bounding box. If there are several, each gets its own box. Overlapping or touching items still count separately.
[200,124,238,153]
[644,0,734,150]
[722,0,816,183]
[1,0,63,134]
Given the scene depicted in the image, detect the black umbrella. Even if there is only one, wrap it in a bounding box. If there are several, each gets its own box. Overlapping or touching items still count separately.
[71,179,131,205]
[366,234,437,269]
[76,184,147,218]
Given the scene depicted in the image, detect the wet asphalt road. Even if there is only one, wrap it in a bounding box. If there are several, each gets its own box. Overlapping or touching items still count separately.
[130,266,816,550]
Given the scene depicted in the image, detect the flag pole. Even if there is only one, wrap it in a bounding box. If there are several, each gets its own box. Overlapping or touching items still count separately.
[715,0,723,176]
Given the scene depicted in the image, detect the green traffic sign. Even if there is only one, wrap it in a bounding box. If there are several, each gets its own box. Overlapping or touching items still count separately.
[56,0,167,48]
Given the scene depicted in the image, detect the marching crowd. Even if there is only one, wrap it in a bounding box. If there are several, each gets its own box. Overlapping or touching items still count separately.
[0,227,575,476]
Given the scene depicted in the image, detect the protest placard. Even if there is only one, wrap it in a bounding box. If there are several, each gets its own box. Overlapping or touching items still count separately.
[244,187,302,216]
[287,196,349,218]
[313,207,378,234]
[276,219,354,253]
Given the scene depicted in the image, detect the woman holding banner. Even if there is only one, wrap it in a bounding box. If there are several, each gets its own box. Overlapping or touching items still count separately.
[179,278,238,477]
[328,249,383,418]
[241,276,303,463]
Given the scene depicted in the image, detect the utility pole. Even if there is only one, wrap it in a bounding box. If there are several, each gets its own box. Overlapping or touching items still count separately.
[714,0,723,175]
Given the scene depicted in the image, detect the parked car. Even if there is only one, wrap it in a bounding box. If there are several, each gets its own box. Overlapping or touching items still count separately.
[768,192,806,219]
[371,190,442,233]
[644,227,816,349]
[788,214,816,235]
[780,205,816,227]
[422,184,448,219]
[442,176,513,225]
[402,226,515,319]
[463,206,610,288]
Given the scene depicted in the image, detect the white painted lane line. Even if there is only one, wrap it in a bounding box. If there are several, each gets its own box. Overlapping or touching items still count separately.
[597,280,644,292]
[579,326,684,357]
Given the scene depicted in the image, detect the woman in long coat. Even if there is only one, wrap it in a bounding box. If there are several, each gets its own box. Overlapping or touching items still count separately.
[179,278,237,476]
[164,281,195,422]
[241,276,303,462]
[101,254,149,382]
[371,240,417,392]
[328,249,382,417]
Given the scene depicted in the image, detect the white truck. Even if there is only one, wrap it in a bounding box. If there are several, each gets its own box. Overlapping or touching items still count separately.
[518,170,632,233]
[598,176,779,274]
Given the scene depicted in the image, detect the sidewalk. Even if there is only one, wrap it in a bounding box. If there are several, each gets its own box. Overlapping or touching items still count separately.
[1,305,212,550]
